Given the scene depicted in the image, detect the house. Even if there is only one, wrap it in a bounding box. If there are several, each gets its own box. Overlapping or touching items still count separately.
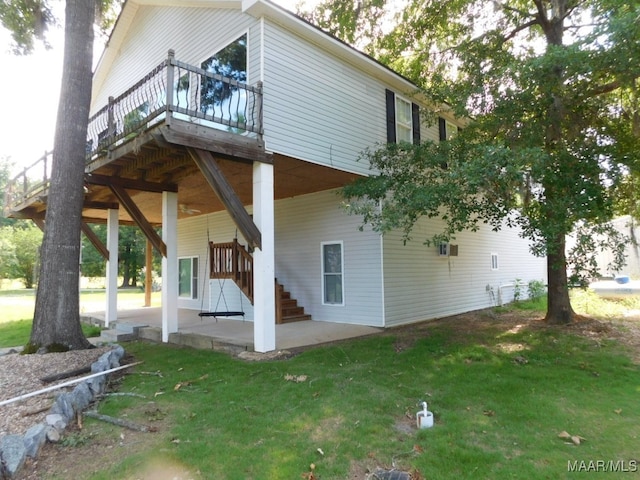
[4,0,546,352]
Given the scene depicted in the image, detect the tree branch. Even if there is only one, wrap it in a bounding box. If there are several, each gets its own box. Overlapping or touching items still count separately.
[502,18,541,43]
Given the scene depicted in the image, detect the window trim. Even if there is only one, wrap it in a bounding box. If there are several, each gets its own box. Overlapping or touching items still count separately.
[395,95,413,144]
[321,241,345,306]
[178,256,199,300]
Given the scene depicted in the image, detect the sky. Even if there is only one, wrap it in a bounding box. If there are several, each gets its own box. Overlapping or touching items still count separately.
[0,0,309,175]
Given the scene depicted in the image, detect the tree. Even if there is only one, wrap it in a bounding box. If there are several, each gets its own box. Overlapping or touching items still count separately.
[311,0,640,324]
[0,155,17,228]
[0,224,43,288]
[118,226,147,288]
[1,0,119,350]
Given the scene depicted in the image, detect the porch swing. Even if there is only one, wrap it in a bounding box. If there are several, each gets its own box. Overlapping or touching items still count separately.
[198,277,245,320]
[198,228,246,320]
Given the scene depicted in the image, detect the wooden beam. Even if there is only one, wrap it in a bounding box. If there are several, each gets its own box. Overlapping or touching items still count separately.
[81,222,109,260]
[188,148,262,250]
[110,184,167,257]
[162,121,272,164]
[83,201,120,211]
[85,173,177,193]
[32,218,45,232]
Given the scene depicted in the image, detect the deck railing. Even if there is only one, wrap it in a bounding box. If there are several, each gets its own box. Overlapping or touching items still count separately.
[209,239,254,304]
[4,49,263,216]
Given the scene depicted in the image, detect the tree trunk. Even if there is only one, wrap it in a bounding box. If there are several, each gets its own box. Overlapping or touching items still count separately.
[29,0,95,351]
[545,232,575,324]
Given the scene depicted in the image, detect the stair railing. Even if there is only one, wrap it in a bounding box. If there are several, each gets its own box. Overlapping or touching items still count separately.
[209,239,253,304]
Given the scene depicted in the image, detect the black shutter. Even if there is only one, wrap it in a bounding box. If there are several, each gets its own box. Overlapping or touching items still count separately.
[412,103,420,145]
[438,117,447,141]
[438,117,448,169]
[386,89,396,143]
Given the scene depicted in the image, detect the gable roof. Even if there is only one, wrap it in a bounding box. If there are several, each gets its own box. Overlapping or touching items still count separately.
[94,0,423,100]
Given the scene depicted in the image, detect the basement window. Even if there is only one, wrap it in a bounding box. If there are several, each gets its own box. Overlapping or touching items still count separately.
[322,242,344,305]
[179,256,199,299]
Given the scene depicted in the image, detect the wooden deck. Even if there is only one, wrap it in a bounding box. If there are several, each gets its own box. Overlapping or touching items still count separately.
[3,51,358,228]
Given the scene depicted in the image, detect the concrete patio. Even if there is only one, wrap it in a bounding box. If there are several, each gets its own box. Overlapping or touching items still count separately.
[83,307,382,353]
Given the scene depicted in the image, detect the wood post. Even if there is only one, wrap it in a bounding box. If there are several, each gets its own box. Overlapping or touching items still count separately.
[144,239,152,307]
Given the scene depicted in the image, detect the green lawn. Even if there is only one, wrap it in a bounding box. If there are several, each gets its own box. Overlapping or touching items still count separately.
[0,287,160,347]
[83,301,640,479]
[2,288,639,479]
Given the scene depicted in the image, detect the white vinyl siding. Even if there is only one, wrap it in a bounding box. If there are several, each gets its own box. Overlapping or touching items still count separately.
[274,189,384,326]
[261,21,385,176]
[382,217,546,327]
[92,6,258,110]
[176,190,383,326]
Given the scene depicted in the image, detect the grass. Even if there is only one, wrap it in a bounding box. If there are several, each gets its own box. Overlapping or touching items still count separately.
[0,319,102,348]
[2,288,639,478]
[0,286,160,347]
[76,298,639,479]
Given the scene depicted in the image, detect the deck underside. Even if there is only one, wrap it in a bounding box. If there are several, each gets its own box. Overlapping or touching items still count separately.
[9,118,359,226]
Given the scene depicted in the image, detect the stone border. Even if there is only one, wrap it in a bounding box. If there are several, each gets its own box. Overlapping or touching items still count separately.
[0,345,125,478]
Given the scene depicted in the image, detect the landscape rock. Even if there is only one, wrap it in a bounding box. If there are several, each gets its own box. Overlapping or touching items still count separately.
[0,434,27,478]
[45,426,60,443]
[51,392,75,423]
[23,424,47,458]
[0,345,126,477]
[45,414,67,432]
[71,382,93,411]
[86,374,106,396]
[91,355,110,373]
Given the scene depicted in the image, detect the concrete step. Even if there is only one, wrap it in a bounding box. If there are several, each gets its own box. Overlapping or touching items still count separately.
[99,322,149,342]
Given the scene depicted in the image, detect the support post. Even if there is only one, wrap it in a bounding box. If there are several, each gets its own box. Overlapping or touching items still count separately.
[105,209,119,327]
[162,191,178,342]
[144,239,152,307]
[252,162,275,352]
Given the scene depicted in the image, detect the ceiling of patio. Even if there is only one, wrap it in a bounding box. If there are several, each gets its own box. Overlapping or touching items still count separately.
[82,151,360,225]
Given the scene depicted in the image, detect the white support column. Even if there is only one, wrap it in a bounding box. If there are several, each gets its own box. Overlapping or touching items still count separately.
[105,209,119,328]
[252,161,276,352]
[162,191,178,342]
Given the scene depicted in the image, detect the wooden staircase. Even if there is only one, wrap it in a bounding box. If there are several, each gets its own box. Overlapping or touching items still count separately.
[209,241,310,324]
[276,281,312,324]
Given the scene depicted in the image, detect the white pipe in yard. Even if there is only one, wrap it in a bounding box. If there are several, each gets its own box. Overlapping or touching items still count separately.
[0,362,142,408]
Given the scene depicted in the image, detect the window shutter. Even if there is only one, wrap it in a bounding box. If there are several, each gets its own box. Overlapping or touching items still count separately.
[438,117,447,141]
[386,89,396,143]
[412,103,420,145]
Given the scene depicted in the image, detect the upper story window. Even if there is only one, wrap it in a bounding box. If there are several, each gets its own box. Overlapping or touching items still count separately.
[396,97,413,143]
[200,34,248,123]
[386,89,420,145]
[439,117,458,141]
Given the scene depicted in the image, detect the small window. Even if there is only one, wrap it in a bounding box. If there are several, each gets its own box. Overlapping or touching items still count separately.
[322,242,344,305]
[490,253,499,271]
[438,243,449,257]
[396,97,413,144]
[178,256,199,299]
